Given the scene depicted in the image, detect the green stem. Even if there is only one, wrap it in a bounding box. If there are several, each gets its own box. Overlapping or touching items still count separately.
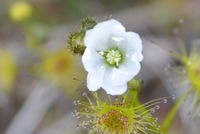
[161,89,192,133]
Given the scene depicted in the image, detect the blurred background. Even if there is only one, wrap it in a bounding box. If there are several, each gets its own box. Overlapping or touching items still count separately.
[0,0,200,134]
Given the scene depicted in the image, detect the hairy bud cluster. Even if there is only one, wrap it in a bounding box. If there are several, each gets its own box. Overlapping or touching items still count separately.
[67,17,97,55]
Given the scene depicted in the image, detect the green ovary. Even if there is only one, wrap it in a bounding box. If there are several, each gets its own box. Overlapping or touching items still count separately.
[99,49,123,67]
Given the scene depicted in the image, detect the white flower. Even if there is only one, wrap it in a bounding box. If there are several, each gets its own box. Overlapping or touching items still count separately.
[82,19,143,95]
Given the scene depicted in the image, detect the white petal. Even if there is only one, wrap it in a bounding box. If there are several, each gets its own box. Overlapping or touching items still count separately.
[83,49,106,91]
[103,84,127,95]
[132,52,143,62]
[103,59,141,86]
[126,50,143,62]
[122,58,141,78]
[82,48,104,73]
[84,19,125,51]
[123,32,143,52]
[87,70,105,91]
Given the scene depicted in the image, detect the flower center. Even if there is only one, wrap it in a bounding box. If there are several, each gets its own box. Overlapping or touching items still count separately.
[99,49,123,67]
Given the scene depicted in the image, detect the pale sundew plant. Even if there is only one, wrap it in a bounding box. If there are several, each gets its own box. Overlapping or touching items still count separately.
[68,17,172,134]
[169,43,200,117]
[151,32,200,134]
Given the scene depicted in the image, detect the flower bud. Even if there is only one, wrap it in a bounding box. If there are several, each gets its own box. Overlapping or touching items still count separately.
[67,17,97,55]
[68,31,86,55]
[81,17,97,31]
[128,78,143,91]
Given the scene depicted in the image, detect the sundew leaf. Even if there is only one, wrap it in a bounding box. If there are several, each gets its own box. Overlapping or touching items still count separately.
[74,91,167,134]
